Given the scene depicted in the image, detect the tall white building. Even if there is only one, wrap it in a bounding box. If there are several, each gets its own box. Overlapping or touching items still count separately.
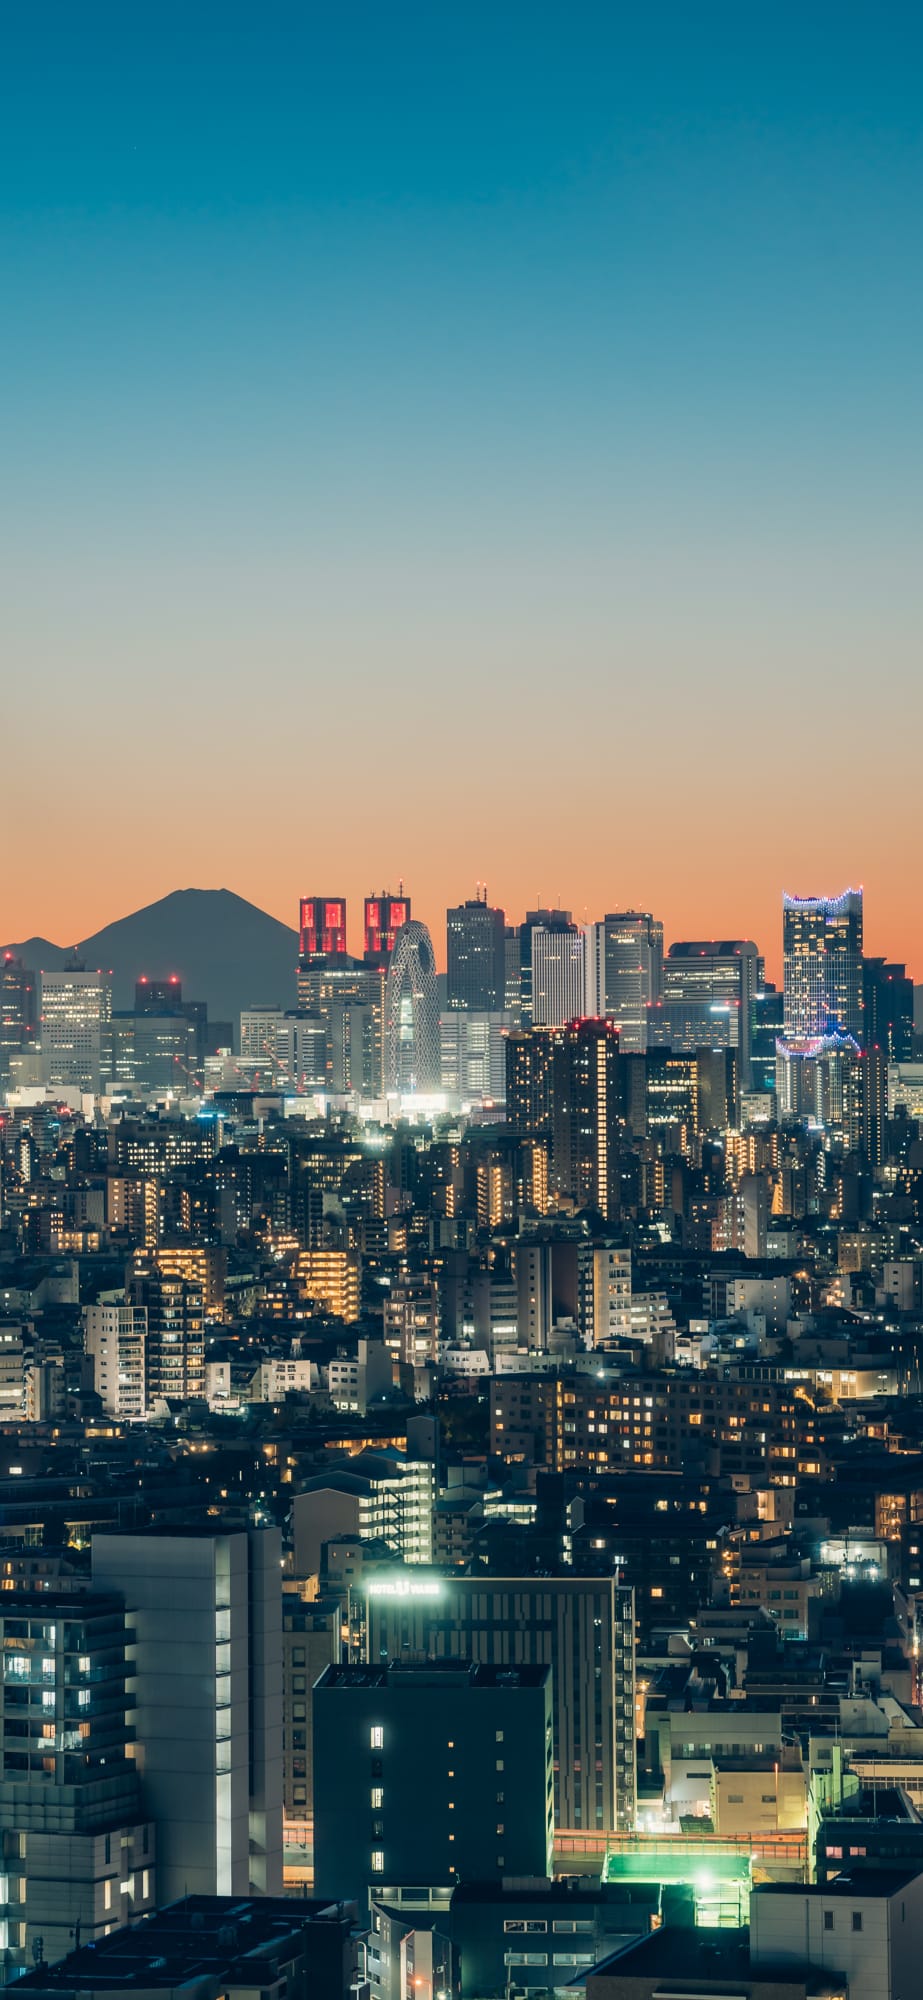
[84,1301,147,1418]
[531,924,585,1027]
[40,968,112,1092]
[584,912,663,1052]
[91,1526,283,1903]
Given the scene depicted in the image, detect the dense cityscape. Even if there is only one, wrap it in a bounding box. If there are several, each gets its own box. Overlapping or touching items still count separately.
[0,881,921,1996]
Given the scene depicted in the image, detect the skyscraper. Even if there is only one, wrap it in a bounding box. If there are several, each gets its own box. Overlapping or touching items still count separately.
[365,891,411,964]
[584,912,663,1053]
[0,952,36,1081]
[383,920,440,1093]
[298,896,347,960]
[782,889,864,1042]
[551,1017,621,1220]
[446,892,506,1011]
[39,966,113,1093]
[528,914,585,1028]
[662,939,760,1084]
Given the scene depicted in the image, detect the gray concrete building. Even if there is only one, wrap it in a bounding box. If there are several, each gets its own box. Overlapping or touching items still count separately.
[91,1525,283,1904]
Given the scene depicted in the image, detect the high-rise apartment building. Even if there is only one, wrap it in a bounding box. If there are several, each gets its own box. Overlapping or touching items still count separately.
[446,893,506,1011]
[360,1569,636,1833]
[39,968,113,1093]
[551,1017,621,1220]
[585,913,663,1053]
[84,1301,148,1418]
[383,922,440,1093]
[313,1661,554,1911]
[0,1590,155,1978]
[782,889,864,1042]
[299,896,348,960]
[91,1526,283,1903]
[365,893,411,964]
[127,1267,205,1404]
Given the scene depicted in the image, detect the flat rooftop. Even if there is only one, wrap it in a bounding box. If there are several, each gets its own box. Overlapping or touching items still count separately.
[317,1660,550,1691]
[14,1895,351,1992]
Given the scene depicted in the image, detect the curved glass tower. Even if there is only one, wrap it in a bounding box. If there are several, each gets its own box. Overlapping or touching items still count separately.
[384,920,441,1093]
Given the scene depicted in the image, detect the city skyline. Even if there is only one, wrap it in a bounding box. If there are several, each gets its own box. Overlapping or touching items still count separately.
[2,873,917,990]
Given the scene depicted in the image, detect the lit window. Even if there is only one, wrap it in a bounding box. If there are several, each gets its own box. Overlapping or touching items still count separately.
[371,1850,384,1874]
[370,1726,383,1749]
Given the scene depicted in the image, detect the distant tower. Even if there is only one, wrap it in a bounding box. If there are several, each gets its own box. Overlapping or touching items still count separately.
[782,890,864,1041]
[446,890,506,1011]
[365,890,411,965]
[298,896,347,960]
[384,920,440,1092]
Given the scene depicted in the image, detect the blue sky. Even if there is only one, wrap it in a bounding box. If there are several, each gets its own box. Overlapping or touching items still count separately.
[2,2,921,968]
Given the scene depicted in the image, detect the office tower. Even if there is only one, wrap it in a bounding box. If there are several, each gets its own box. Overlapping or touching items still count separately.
[313,1661,554,1911]
[134,976,183,1013]
[361,1570,636,1833]
[297,959,384,1094]
[127,1267,205,1404]
[39,967,113,1093]
[365,892,411,964]
[782,889,864,1041]
[239,1007,327,1089]
[439,1011,509,1101]
[530,917,585,1028]
[0,1589,155,1978]
[551,1017,621,1220]
[750,982,784,1095]
[446,892,505,1011]
[84,1300,148,1417]
[585,912,664,1053]
[775,1032,863,1146]
[662,939,759,1083]
[383,921,440,1093]
[91,1525,283,1902]
[864,958,914,1064]
[0,953,37,1081]
[504,924,522,1026]
[517,910,577,1030]
[299,896,347,960]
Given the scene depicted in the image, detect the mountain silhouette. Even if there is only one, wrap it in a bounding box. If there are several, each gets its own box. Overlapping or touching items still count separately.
[2,889,298,1027]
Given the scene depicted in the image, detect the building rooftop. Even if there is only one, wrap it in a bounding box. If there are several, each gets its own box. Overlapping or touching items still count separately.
[14,1894,353,1993]
[590,1927,841,1993]
[754,1865,923,1898]
[317,1660,550,1692]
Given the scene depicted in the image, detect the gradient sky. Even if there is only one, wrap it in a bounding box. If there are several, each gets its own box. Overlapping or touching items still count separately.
[2,2,921,978]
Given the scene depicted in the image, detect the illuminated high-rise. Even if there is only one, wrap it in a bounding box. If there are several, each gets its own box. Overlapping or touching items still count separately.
[298,896,347,960]
[585,912,663,1052]
[365,890,411,964]
[39,966,113,1093]
[383,919,440,1093]
[782,889,864,1041]
[0,952,37,1082]
[446,891,505,1011]
[662,939,759,1083]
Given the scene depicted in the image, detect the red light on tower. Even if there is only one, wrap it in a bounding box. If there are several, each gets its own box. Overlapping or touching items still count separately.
[300,896,347,958]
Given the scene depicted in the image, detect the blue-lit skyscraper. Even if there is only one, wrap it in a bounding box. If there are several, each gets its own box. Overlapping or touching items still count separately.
[782,889,864,1043]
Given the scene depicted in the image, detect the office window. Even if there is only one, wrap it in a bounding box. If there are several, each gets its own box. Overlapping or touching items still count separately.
[371,1850,384,1874]
[370,1726,383,1748]
[371,1787,383,1808]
